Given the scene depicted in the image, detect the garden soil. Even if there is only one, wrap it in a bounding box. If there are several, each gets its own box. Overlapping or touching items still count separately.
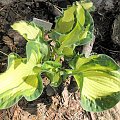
[0,0,120,120]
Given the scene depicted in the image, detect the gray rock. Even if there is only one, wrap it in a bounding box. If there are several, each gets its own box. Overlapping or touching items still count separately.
[112,14,120,46]
[91,0,114,11]
[91,0,103,8]
[0,0,15,5]
[104,0,114,10]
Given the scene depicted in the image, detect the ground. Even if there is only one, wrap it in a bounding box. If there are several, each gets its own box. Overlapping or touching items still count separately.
[0,0,120,120]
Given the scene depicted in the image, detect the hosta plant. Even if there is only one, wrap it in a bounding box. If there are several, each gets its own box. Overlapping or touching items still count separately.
[0,0,120,112]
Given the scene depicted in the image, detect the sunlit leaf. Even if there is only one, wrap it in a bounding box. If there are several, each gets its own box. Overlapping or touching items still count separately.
[73,54,120,112]
[80,0,94,11]
[52,2,94,55]
[42,61,62,87]
[11,21,42,40]
[62,46,74,56]
[12,20,49,61]
[0,41,43,109]
[55,5,76,34]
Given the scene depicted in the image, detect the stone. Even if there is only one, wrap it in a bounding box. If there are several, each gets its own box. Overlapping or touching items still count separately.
[0,0,15,5]
[112,14,120,46]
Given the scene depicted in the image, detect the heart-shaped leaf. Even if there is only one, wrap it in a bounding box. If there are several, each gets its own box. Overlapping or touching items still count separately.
[73,54,120,112]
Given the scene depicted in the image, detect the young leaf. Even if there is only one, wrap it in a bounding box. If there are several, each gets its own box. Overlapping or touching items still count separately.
[7,53,24,69]
[11,21,42,40]
[80,0,95,11]
[0,41,43,109]
[55,5,76,34]
[36,35,49,60]
[12,21,49,60]
[52,2,94,55]
[62,46,75,56]
[26,41,41,64]
[73,54,120,112]
[42,61,62,87]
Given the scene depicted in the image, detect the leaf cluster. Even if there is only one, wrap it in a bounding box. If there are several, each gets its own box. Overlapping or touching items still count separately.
[0,1,120,112]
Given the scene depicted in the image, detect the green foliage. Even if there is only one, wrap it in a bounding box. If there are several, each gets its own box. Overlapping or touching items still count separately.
[71,54,120,112]
[0,1,120,112]
[51,1,94,55]
[0,41,43,109]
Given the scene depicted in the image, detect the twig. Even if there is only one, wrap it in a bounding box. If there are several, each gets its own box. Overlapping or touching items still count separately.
[0,6,6,12]
[0,50,8,56]
[46,2,62,16]
[97,43,120,53]
[0,51,8,56]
